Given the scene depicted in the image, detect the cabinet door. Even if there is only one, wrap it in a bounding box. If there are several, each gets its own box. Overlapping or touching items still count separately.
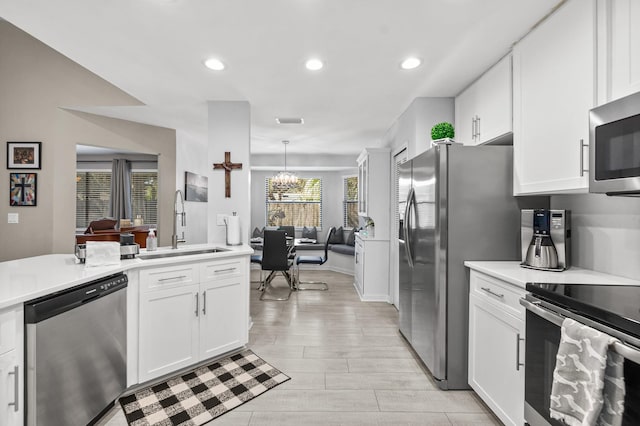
[475,55,512,144]
[0,350,21,426]
[455,84,478,145]
[513,0,595,195]
[354,240,364,296]
[139,284,200,382]
[608,0,640,101]
[200,277,247,360]
[358,157,368,215]
[468,293,524,426]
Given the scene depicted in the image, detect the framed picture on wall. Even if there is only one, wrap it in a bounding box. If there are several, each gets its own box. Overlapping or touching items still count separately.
[10,173,37,206]
[185,171,208,202]
[7,141,42,169]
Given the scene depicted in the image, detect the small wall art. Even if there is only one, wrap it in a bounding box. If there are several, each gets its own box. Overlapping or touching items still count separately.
[10,173,37,206]
[7,141,42,169]
[185,171,208,202]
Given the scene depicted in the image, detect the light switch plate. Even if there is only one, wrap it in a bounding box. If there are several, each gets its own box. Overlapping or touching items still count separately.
[217,214,227,226]
[8,213,19,224]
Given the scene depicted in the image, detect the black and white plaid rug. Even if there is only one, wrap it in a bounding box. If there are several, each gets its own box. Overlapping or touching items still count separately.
[119,349,290,425]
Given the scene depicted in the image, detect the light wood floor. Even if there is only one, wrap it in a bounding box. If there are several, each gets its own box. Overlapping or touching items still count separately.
[103,270,501,426]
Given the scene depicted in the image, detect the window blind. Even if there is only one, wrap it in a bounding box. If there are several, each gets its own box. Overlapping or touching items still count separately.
[131,171,158,225]
[265,177,322,228]
[343,175,358,228]
[76,171,111,229]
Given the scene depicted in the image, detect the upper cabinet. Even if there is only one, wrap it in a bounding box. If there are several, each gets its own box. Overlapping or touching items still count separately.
[513,0,595,195]
[597,0,640,104]
[455,54,513,146]
[357,148,390,240]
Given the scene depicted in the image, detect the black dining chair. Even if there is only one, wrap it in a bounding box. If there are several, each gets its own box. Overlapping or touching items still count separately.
[260,230,294,301]
[295,227,336,291]
[277,225,297,259]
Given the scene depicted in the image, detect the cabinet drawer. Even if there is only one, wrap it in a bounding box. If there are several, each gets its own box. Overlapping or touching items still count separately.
[0,308,17,355]
[470,271,526,318]
[140,264,198,292]
[200,258,243,282]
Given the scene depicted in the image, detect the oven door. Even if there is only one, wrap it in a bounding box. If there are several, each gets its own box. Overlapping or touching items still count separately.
[521,297,640,426]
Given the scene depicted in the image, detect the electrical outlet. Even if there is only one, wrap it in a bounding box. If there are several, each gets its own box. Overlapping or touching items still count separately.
[8,213,19,224]
[217,214,227,226]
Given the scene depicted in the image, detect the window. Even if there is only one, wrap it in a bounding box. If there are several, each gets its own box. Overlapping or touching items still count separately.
[343,175,358,228]
[265,177,322,228]
[76,170,158,229]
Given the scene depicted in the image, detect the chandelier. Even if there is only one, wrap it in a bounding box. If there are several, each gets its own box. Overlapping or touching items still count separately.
[272,140,298,189]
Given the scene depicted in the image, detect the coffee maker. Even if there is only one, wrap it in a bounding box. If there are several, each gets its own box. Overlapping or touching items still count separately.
[521,209,571,271]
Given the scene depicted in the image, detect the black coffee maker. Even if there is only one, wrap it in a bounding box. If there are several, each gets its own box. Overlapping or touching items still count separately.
[521,209,571,271]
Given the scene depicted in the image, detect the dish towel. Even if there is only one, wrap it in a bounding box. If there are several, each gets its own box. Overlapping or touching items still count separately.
[550,318,625,426]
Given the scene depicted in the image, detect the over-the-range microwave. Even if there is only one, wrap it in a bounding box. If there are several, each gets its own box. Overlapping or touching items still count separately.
[590,90,640,195]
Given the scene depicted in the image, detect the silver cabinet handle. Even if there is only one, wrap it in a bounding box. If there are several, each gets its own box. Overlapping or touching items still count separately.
[516,333,525,371]
[202,291,207,315]
[579,139,589,176]
[8,365,18,412]
[471,117,476,141]
[480,287,504,299]
[476,116,481,141]
[158,275,187,282]
[195,292,199,317]
[214,268,236,273]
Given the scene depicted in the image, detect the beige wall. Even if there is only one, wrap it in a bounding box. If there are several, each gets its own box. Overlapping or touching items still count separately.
[0,22,176,261]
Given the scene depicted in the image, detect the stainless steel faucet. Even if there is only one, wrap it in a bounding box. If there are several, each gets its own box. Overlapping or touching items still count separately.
[172,189,186,249]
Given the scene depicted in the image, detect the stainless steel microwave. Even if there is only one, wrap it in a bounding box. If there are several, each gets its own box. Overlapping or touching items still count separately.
[589,90,640,195]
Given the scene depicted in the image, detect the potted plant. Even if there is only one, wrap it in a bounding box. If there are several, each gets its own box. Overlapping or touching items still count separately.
[431,122,455,145]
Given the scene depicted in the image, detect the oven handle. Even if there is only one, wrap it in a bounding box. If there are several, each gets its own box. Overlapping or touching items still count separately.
[520,298,640,364]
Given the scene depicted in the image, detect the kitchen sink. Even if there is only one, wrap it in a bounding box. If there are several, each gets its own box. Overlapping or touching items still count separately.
[138,248,229,260]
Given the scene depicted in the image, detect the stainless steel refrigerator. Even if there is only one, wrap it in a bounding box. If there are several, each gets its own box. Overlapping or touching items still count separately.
[398,143,533,390]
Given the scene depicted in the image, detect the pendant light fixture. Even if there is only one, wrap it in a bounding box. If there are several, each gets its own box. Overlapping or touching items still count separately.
[272,140,298,189]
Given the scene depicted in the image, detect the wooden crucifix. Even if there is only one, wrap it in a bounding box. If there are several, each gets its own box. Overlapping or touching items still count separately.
[213,152,243,198]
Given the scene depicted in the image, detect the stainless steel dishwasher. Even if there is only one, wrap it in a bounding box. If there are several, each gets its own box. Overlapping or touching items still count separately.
[25,273,127,426]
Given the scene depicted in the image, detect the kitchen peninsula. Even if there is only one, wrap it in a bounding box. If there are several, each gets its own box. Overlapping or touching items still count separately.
[0,244,253,426]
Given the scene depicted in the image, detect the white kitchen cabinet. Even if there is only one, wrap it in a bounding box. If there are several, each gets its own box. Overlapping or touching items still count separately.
[455,54,512,145]
[0,306,23,426]
[513,0,595,195]
[353,234,390,302]
[138,256,249,383]
[139,283,200,382]
[200,277,246,359]
[357,148,391,241]
[468,271,525,426]
[598,0,640,103]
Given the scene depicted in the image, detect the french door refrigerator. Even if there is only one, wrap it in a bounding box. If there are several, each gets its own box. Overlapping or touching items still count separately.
[398,143,529,390]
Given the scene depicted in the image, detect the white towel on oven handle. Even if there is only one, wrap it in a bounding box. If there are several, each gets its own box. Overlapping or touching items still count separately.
[549,318,625,426]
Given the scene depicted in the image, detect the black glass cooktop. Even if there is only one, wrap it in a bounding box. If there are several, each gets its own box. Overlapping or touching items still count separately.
[527,282,640,341]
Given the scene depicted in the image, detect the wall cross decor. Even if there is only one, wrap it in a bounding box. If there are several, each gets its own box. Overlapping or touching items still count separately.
[213,152,243,198]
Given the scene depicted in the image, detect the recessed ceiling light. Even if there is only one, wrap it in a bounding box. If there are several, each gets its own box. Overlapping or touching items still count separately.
[204,58,225,71]
[276,117,304,124]
[305,58,324,71]
[400,57,422,70]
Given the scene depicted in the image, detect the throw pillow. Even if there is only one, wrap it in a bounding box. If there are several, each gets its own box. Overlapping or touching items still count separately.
[302,226,317,240]
[251,227,264,238]
[328,226,344,244]
[346,228,356,246]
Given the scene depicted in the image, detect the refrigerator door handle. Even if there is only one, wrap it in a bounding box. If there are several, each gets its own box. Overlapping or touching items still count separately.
[404,187,415,268]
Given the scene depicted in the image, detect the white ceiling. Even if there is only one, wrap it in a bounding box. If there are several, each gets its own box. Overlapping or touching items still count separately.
[1,0,560,156]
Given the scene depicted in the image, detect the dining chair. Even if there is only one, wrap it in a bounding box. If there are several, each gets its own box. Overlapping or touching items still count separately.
[250,254,263,288]
[260,230,294,301]
[277,225,297,259]
[295,226,336,291]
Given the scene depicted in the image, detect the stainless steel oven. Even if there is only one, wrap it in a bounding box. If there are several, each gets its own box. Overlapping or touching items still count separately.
[520,283,640,426]
[589,90,640,195]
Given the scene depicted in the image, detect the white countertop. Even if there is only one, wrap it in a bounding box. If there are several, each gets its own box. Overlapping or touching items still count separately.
[0,243,253,310]
[464,261,640,289]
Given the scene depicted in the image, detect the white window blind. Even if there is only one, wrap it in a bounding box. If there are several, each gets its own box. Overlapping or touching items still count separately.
[76,171,111,229]
[394,148,409,231]
[131,171,158,226]
[343,175,358,228]
[76,170,158,229]
[265,177,322,228]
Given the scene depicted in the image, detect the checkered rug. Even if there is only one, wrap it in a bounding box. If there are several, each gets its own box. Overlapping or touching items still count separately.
[119,350,290,425]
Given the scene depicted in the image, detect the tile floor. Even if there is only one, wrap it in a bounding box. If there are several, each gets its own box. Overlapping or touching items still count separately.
[102,270,502,426]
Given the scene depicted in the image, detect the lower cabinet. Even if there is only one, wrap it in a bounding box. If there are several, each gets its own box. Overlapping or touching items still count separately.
[0,305,23,426]
[468,271,525,426]
[353,235,390,302]
[138,257,248,384]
